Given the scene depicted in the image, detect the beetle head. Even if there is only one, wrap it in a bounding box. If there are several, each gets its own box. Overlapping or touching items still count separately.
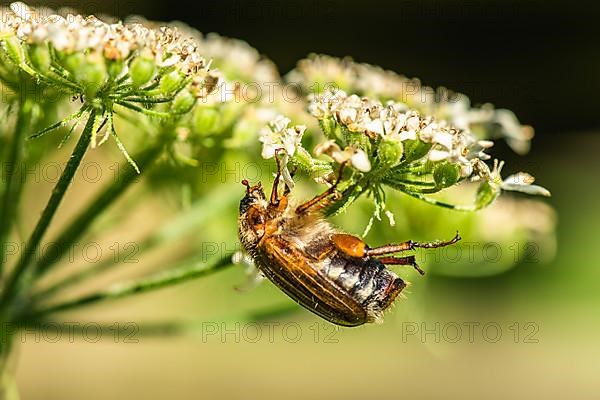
[239,180,266,215]
[238,180,269,250]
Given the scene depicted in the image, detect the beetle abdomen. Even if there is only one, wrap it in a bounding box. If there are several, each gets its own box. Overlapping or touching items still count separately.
[321,253,406,323]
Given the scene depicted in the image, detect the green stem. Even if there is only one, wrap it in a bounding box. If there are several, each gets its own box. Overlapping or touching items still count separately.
[0,327,18,400]
[32,141,165,277]
[401,190,478,211]
[31,184,240,301]
[24,254,234,319]
[32,243,151,301]
[0,110,96,312]
[0,93,32,276]
[16,319,186,337]
[17,303,301,337]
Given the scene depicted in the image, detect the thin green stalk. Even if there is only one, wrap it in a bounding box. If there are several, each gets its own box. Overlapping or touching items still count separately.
[0,110,96,311]
[32,141,166,277]
[401,190,478,211]
[17,303,300,338]
[0,93,32,276]
[32,248,142,301]
[31,184,240,301]
[24,254,234,319]
[16,319,186,337]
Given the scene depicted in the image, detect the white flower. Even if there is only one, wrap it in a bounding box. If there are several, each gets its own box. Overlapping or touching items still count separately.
[398,130,417,141]
[337,107,358,124]
[259,116,288,158]
[282,126,305,155]
[428,149,451,162]
[502,172,551,197]
[474,160,550,197]
[259,116,306,188]
[351,149,371,172]
[362,118,385,136]
[484,108,535,155]
[432,130,454,149]
[259,129,281,159]
[314,141,371,172]
[269,115,291,133]
[405,114,421,131]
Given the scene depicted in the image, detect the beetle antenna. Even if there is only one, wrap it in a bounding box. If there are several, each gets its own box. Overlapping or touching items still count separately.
[241,179,251,193]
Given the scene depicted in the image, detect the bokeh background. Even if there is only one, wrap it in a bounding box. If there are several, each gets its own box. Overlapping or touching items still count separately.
[11,0,600,398]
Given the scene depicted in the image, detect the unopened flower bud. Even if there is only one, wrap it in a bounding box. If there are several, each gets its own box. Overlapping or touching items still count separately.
[192,105,220,134]
[378,138,403,167]
[159,70,186,95]
[172,89,196,114]
[107,59,125,81]
[77,53,108,98]
[433,162,460,188]
[28,44,50,72]
[3,36,25,66]
[130,56,156,88]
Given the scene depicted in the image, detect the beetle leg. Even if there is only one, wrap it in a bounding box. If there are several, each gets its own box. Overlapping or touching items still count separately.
[331,233,366,258]
[365,232,461,257]
[283,166,297,196]
[296,162,346,214]
[377,255,425,275]
[270,148,285,205]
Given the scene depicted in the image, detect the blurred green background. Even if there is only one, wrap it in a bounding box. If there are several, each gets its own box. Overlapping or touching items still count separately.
[11,0,600,398]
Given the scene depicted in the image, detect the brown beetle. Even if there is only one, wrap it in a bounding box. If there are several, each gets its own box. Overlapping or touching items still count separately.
[238,152,460,326]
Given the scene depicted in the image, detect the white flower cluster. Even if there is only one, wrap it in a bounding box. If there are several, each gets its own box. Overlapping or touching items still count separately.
[258,115,306,188]
[309,88,494,178]
[288,54,534,154]
[1,2,207,74]
[314,140,372,173]
[259,115,306,159]
[143,20,279,82]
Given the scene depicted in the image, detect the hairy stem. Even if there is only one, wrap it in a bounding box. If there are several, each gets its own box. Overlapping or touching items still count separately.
[24,254,234,319]
[32,141,166,277]
[0,110,96,312]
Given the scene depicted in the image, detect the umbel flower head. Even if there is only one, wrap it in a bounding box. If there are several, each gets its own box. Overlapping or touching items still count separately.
[287,54,534,155]
[308,88,494,177]
[0,2,219,170]
[125,20,296,152]
[260,88,550,229]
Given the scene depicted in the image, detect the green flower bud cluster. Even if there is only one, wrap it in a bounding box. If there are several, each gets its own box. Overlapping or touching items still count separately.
[0,2,230,171]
